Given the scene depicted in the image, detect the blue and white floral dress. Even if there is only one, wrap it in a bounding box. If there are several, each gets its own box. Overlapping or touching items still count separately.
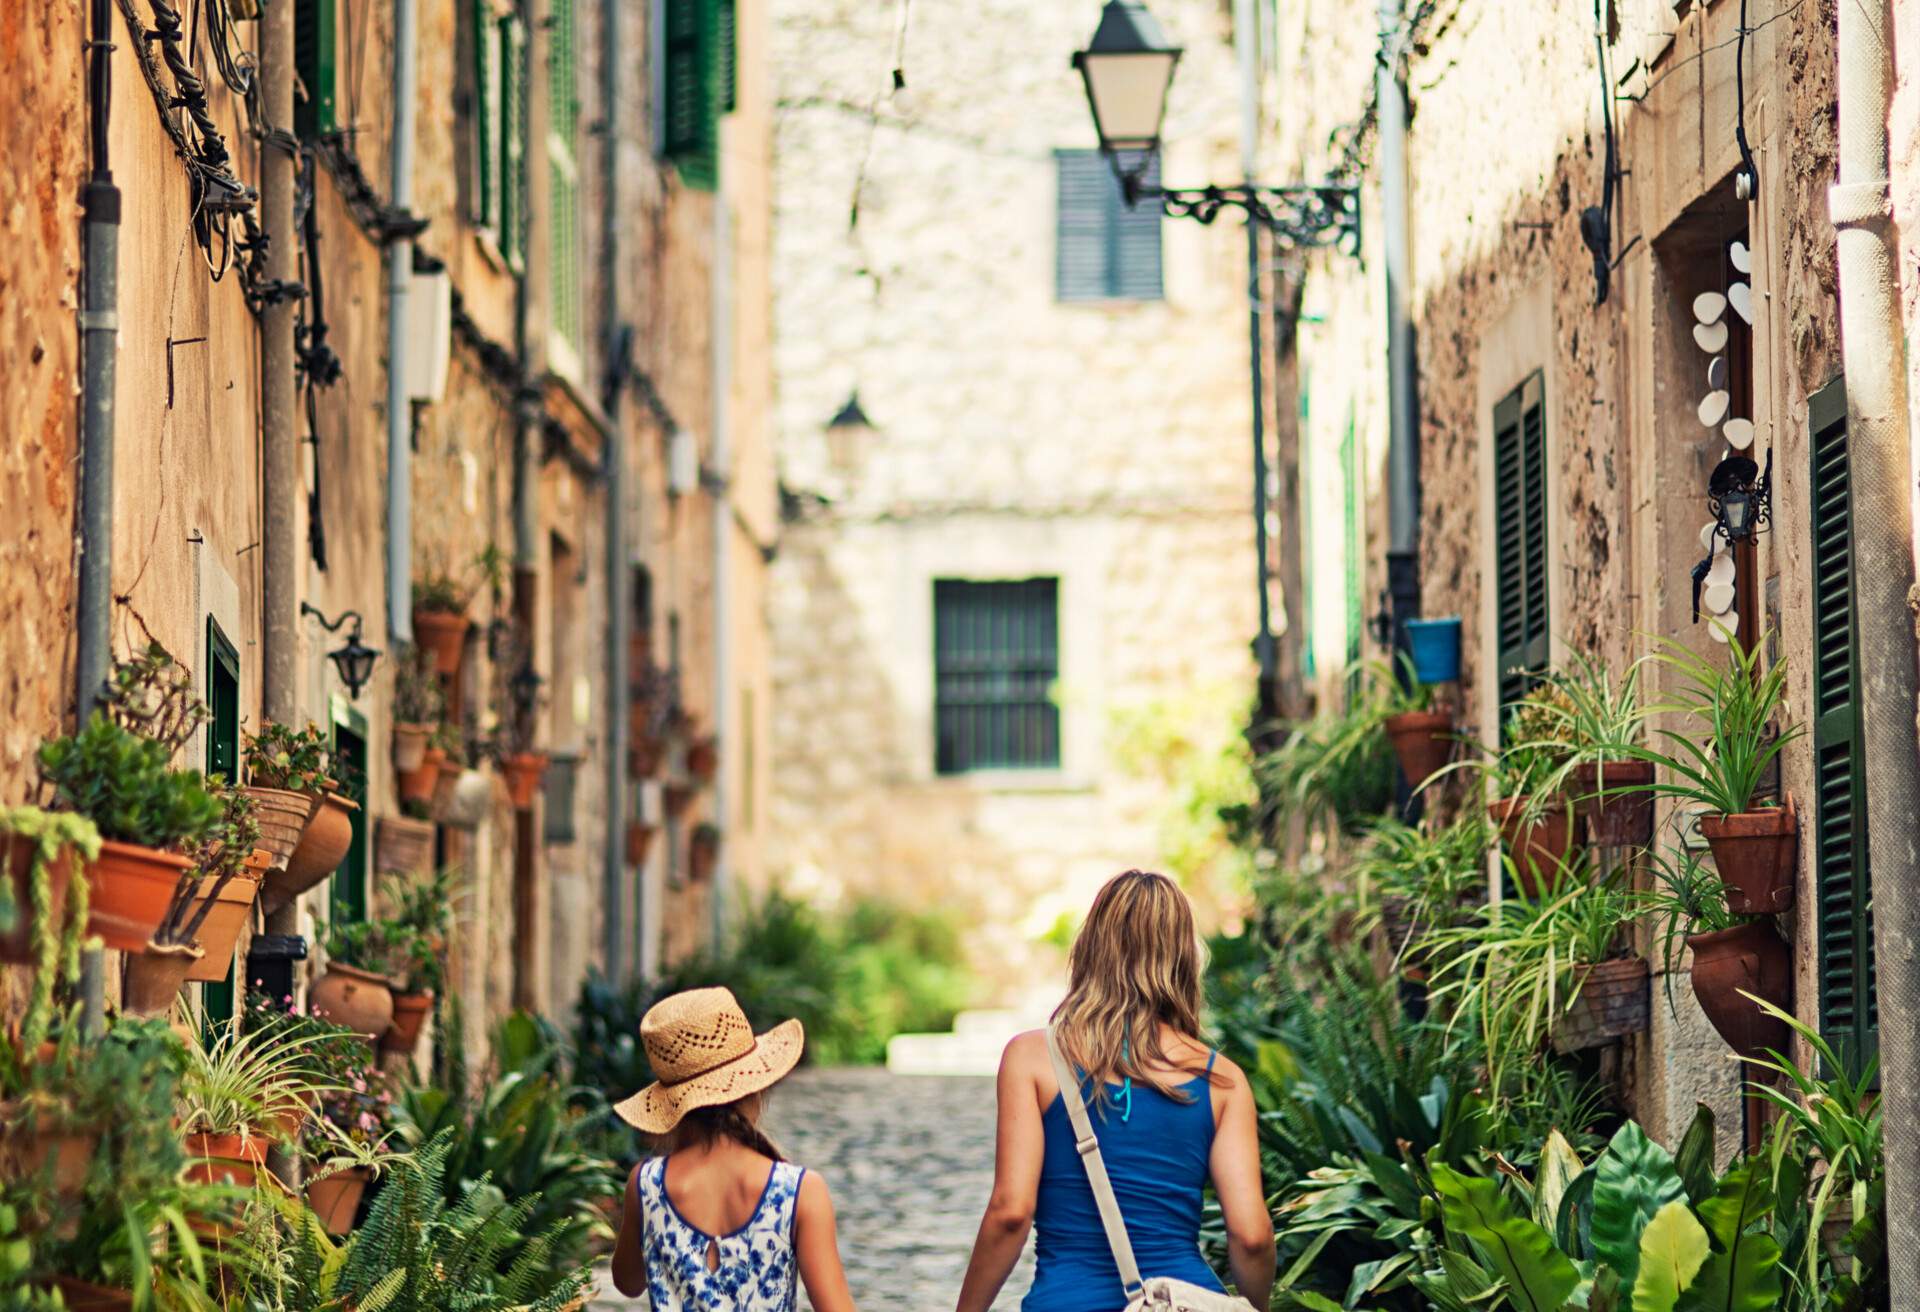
[638,1157,806,1310]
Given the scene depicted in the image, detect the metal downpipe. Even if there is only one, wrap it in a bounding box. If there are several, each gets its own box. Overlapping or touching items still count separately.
[260,0,300,731]
[599,0,631,980]
[386,0,419,646]
[76,0,119,725]
[1377,0,1420,644]
[1831,0,1920,1297]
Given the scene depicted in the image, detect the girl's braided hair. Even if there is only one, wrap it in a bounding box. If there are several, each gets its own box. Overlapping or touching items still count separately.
[659,1093,784,1162]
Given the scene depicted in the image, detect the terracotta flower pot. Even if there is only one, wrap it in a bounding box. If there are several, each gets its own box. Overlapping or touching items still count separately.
[1550,956,1652,1053]
[1487,796,1579,898]
[243,785,315,870]
[1700,797,1799,915]
[374,815,435,877]
[0,834,77,964]
[0,1113,98,1201]
[1688,919,1793,1059]
[502,752,549,811]
[397,746,447,807]
[1383,710,1454,790]
[381,989,435,1053]
[663,783,697,819]
[629,735,665,779]
[307,1164,372,1235]
[412,606,470,676]
[392,721,432,773]
[184,1131,268,1189]
[310,961,395,1039]
[50,1276,134,1311]
[85,840,195,952]
[687,737,720,783]
[122,942,206,1017]
[184,851,269,983]
[1570,759,1656,848]
[625,822,658,867]
[689,830,720,883]
[262,791,359,917]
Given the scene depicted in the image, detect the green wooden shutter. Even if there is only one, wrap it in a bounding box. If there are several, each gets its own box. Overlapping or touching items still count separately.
[329,714,369,926]
[714,0,737,113]
[547,0,582,355]
[472,0,502,231]
[500,13,529,272]
[662,0,726,190]
[1493,372,1550,717]
[201,619,241,1030]
[1809,376,1877,1073]
[294,0,338,139]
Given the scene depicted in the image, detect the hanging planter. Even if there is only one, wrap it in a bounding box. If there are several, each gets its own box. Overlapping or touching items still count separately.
[630,734,666,779]
[184,1132,268,1189]
[0,832,81,966]
[1404,617,1463,684]
[663,782,697,819]
[241,786,313,870]
[374,815,435,877]
[1687,919,1793,1059]
[1383,710,1454,790]
[689,823,721,883]
[502,752,549,811]
[686,736,720,783]
[308,1165,372,1235]
[397,745,447,808]
[309,961,395,1040]
[1487,796,1579,898]
[625,821,658,866]
[435,767,493,830]
[1699,795,1798,915]
[85,841,196,953]
[1571,759,1656,848]
[121,942,206,1017]
[261,791,358,917]
[411,607,470,676]
[392,721,432,774]
[183,849,270,983]
[1549,956,1652,1054]
[381,990,435,1054]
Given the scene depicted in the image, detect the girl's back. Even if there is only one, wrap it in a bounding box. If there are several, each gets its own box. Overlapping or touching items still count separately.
[638,1141,808,1310]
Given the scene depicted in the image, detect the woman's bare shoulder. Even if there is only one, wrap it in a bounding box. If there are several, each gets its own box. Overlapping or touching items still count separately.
[1001,1028,1050,1073]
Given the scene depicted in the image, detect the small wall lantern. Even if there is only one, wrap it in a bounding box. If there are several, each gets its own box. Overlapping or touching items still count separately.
[301,603,380,699]
[1707,452,1771,545]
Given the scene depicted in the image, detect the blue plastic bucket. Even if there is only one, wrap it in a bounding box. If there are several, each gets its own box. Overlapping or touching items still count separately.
[1405,617,1463,684]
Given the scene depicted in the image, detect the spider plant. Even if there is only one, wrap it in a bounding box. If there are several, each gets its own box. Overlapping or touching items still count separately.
[1351,813,1489,962]
[1534,648,1651,761]
[1255,659,1411,838]
[1626,630,1801,816]
[1641,842,1739,972]
[177,1013,347,1149]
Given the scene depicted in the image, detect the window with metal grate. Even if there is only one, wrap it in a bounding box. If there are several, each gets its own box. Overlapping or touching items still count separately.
[1809,375,1876,1074]
[1492,371,1550,722]
[934,580,1062,774]
[1055,151,1163,303]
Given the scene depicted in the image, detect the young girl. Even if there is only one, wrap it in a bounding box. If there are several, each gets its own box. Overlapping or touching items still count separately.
[609,986,858,1311]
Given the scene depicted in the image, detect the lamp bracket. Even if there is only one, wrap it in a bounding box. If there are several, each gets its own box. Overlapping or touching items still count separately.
[299,602,363,635]
[1122,173,1362,253]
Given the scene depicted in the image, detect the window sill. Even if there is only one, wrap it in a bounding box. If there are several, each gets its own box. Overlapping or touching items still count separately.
[926,769,1094,796]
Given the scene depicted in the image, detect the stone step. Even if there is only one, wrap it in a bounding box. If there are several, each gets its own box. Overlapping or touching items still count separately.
[886,1007,1054,1076]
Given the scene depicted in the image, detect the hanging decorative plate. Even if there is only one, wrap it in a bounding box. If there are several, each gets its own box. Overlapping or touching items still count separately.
[1708,356,1728,389]
[1708,614,1738,642]
[1693,291,1728,324]
[1698,390,1731,426]
[1703,581,1736,613]
[1700,522,1721,551]
[1724,417,1755,450]
[1693,320,1730,353]
[1706,552,1736,586]
[1729,282,1753,324]
[1730,240,1751,273]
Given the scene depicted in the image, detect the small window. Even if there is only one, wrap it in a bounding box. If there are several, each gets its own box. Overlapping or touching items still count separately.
[1492,371,1550,719]
[469,2,527,270]
[548,0,582,358]
[202,619,241,1028]
[1055,150,1162,303]
[934,579,1061,774]
[661,0,736,191]
[330,710,370,926]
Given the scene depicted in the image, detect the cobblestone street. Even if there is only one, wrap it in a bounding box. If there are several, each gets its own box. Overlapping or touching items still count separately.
[590,1068,1032,1308]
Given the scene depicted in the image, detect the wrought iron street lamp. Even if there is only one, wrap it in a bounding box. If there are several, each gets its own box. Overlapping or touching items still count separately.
[1073,0,1361,250]
[300,603,380,698]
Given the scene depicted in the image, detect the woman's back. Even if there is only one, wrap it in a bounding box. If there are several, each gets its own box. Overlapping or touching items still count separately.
[1023,1051,1225,1312]
[638,1144,807,1311]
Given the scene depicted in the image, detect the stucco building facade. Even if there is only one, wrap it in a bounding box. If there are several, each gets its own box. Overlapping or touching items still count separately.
[0,0,774,1046]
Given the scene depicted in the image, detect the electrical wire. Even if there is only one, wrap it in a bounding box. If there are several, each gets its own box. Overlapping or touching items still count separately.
[1732,0,1758,198]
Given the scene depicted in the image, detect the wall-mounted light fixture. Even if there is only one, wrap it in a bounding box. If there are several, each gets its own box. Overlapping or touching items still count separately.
[300,603,381,698]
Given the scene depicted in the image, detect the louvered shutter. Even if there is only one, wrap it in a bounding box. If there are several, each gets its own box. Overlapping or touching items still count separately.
[1056,151,1163,302]
[1493,373,1550,718]
[471,0,502,231]
[1809,376,1877,1073]
[500,13,528,272]
[715,0,737,113]
[294,0,337,138]
[547,0,583,357]
[663,0,717,189]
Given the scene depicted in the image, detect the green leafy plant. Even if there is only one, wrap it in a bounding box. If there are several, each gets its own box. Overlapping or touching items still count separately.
[1254,661,1413,839]
[386,866,462,994]
[243,721,337,796]
[1352,813,1489,961]
[177,1012,346,1149]
[0,808,100,1051]
[392,644,446,725]
[323,918,408,979]
[1626,631,1802,816]
[38,714,225,853]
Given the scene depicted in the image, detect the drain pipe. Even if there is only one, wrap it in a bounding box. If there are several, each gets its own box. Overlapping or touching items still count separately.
[75,0,120,725]
[386,0,419,646]
[1377,0,1420,654]
[1831,0,1920,1294]
[707,198,734,950]
[599,0,632,980]
[260,0,299,731]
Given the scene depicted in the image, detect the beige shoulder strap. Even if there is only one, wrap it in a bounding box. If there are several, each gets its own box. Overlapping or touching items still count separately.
[1045,1023,1145,1301]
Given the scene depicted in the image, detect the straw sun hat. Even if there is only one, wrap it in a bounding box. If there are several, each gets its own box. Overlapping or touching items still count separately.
[613,987,805,1134]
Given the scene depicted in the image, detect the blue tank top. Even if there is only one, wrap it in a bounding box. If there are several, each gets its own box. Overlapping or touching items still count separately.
[1022,1053,1227,1312]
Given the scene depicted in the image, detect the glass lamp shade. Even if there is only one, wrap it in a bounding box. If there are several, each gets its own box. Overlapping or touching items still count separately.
[1719,490,1753,541]
[332,638,380,698]
[1074,1,1181,154]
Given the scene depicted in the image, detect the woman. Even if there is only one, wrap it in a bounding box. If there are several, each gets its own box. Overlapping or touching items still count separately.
[955,871,1275,1311]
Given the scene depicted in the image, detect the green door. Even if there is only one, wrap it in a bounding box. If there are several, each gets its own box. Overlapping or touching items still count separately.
[330,704,369,926]
[202,619,241,1030]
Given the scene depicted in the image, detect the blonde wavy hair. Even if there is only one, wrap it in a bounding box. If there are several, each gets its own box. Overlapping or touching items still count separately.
[1051,870,1219,1103]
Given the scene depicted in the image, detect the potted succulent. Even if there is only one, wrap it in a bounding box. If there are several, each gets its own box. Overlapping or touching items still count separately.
[391,643,444,773]
[245,721,354,915]
[1646,845,1791,1059]
[312,920,405,1040]
[0,810,98,981]
[1539,650,1657,847]
[689,822,722,883]
[38,650,229,955]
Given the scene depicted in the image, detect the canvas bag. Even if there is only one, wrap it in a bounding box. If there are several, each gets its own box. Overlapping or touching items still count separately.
[1043,1025,1257,1312]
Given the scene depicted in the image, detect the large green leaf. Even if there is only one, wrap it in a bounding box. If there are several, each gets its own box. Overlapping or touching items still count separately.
[1535,1131,1586,1233]
[1591,1120,1686,1287]
[1432,1163,1582,1312]
[1678,1161,1783,1312]
[1631,1200,1709,1312]
[1672,1105,1717,1206]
